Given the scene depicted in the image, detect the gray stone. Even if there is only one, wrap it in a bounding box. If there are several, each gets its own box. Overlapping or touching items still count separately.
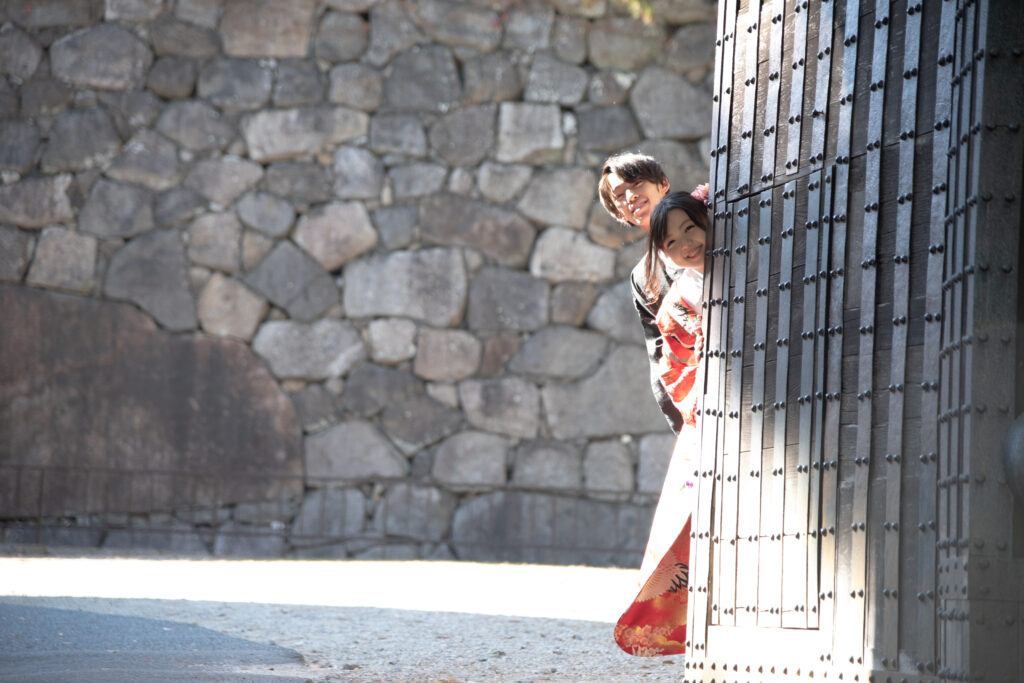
[232,500,299,525]
[0,119,38,174]
[105,0,166,21]
[630,66,712,140]
[458,376,539,438]
[252,319,365,380]
[236,192,294,237]
[512,440,581,489]
[156,100,234,151]
[2,0,103,28]
[262,162,331,208]
[428,104,495,166]
[584,440,634,495]
[529,227,615,283]
[332,146,384,200]
[370,113,426,157]
[187,212,241,272]
[103,522,210,554]
[577,106,642,151]
[343,248,466,325]
[588,17,664,71]
[502,7,553,51]
[380,394,462,455]
[648,0,716,24]
[367,318,417,365]
[243,241,338,321]
[220,0,316,58]
[0,78,14,118]
[327,63,382,111]
[637,432,675,493]
[0,226,33,282]
[390,162,446,199]
[586,281,644,345]
[25,226,97,294]
[106,129,181,191]
[290,488,365,545]
[293,201,377,271]
[155,186,206,228]
[588,201,643,249]
[289,383,338,433]
[0,25,42,80]
[372,205,416,250]
[40,107,121,173]
[552,16,586,64]
[462,50,523,104]
[478,331,520,378]
[495,102,564,164]
[383,45,461,112]
[524,53,587,105]
[661,21,716,78]
[550,282,598,326]
[476,162,531,204]
[273,60,324,108]
[587,70,634,106]
[448,167,474,194]
[432,431,508,490]
[615,239,646,280]
[242,106,369,162]
[324,0,376,10]
[375,483,455,542]
[339,363,423,418]
[51,23,152,90]
[104,229,197,331]
[419,194,535,267]
[197,57,272,110]
[413,327,481,381]
[507,325,607,380]
[197,272,268,340]
[467,266,548,331]
[0,175,74,228]
[314,11,368,62]
[242,230,275,271]
[213,522,286,557]
[184,155,264,207]
[542,345,670,438]
[549,0,605,18]
[175,0,223,28]
[18,78,71,118]
[637,138,710,193]
[96,90,163,138]
[149,16,220,58]
[79,178,154,238]
[363,0,424,67]
[516,167,594,228]
[408,0,500,52]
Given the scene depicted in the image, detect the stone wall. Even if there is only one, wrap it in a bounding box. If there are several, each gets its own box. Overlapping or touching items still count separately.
[0,0,715,564]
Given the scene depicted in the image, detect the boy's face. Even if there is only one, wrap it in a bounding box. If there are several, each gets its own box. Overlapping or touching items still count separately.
[606,172,669,231]
[659,209,706,273]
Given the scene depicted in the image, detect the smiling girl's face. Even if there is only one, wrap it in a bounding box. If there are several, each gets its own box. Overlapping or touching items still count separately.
[659,208,706,273]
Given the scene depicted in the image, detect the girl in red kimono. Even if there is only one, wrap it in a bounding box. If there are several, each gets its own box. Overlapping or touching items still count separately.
[614,185,709,657]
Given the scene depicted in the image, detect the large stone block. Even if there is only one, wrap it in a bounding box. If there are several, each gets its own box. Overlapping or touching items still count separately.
[0,25,42,80]
[552,16,587,64]
[586,280,644,345]
[339,363,424,418]
[187,212,242,272]
[149,16,220,58]
[293,201,377,272]
[25,226,97,294]
[630,66,712,140]
[198,272,268,341]
[40,107,121,173]
[432,431,509,490]
[96,90,162,138]
[273,60,323,108]
[290,487,366,545]
[19,78,72,118]
[155,186,206,229]
[512,440,581,489]
[332,146,384,200]
[3,0,103,28]
[390,162,446,200]
[374,483,455,542]
[262,162,332,208]
[0,119,39,174]
[550,281,598,326]
[242,107,369,162]
[327,63,382,111]
[476,162,532,204]
[244,241,338,321]
[363,0,423,67]
[502,6,554,51]
[467,266,549,332]
[314,11,368,62]
[636,138,710,194]
[428,104,495,166]
[507,325,607,380]
[529,227,615,284]
[184,156,264,207]
[197,57,273,111]
[106,129,182,191]
[220,0,316,58]
[419,194,535,267]
[0,226,34,282]
[380,394,463,455]
[105,0,166,22]
[495,102,564,164]
[367,318,417,365]
[50,23,152,90]
[156,100,234,151]
[343,248,466,325]
[235,191,295,238]
[515,167,595,229]
[0,175,73,228]
[462,50,523,104]
[577,105,642,152]
[458,376,539,438]
[252,318,365,381]
[413,327,481,381]
[305,420,407,480]
[524,53,588,105]
[79,178,154,239]
[408,0,501,52]
[584,440,634,496]
[104,229,197,331]
[587,17,664,71]
[369,113,426,156]
[637,433,675,493]
[383,45,461,112]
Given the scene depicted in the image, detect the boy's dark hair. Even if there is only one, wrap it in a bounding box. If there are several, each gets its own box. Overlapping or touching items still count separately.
[644,191,711,304]
[598,152,669,223]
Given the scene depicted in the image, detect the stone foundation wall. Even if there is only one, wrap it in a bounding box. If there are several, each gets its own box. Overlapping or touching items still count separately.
[0,0,715,564]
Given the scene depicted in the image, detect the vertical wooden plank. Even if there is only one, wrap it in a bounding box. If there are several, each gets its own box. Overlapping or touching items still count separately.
[737,5,761,196]
[759,0,785,189]
[783,0,809,176]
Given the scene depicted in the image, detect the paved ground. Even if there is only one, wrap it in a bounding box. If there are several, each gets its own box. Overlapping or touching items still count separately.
[0,550,686,682]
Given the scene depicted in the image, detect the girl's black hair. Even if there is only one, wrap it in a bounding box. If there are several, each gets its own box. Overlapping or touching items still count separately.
[643,191,710,304]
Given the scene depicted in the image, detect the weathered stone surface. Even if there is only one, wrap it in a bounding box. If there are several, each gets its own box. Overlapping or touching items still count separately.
[363,0,423,67]
[408,0,500,52]
[380,394,462,454]
[0,119,38,174]
[79,179,154,239]
[314,11,368,62]
[103,521,211,554]
[367,318,417,365]
[187,212,241,272]
[390,162,446,199]
[97,90,163,138]
[588,17,664,71]
[462,50,523,104]
[51,23,152,90]
[293,201,377,272]
[149,16,220,58]
[372,205,416,250]
[508,325,606,380]
[242,229,275,271]
[327,63,382,111]
[433,431,509,490]
[476,162,531,204]
[648,0,716,24]
[637,433,675,493]
[344,248,465,324]
[375,483,455,542]
[253,319,365,380]
[587,70,634,106]
[198,272,268,340]
[413,327,481,382]
[324,0,376,10]
[184,156,264,207]
[106,129,181,191]
[661,21,716,79]
[383,45,461,112]
[339,363,423,418]
[220,0,316,58]
[459,376,539,438]
[213,523,287,557]
[615,239,646,280]
[105,229,196,331]
[105,0,166,22]
[529,228,615,284]
[273,60,323,108]
[25,226,97,294]
[0,175,73,228]
[584,440,633,495]
[550,282,598,326]
[587,200,641,248]
[630,66,712,140]
[290,488,365,545]
[543,345,670,438]
[305,419,406,480]
[242,107,369,162]
[586,281,644,344]
[290,383,338,433]
[549,0,605,18]
[637,138,710,194]
[0,25,42,80]
[332,146,384,200]
[552,16,586,64]
[467,266,548,332]
[512,440,581,489]
[524,53,587,105]
[155,186,206,228]
[156,100,234,151]
[577,106,642,151]
[516,167,594,228]
[175,0,223,28]
[262,162,331,208]
[236,192,294,238]
[479,331,520,378]
[40,107,121,173]
[0,226,33,282]
[419,194,535,267]
[428,104,495,166]
[495,102,564,164]
[197,57,272,110]
[18,78,72,117]
[370,113,426,157]
[502,7,553,51]
[244,241,338,321]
